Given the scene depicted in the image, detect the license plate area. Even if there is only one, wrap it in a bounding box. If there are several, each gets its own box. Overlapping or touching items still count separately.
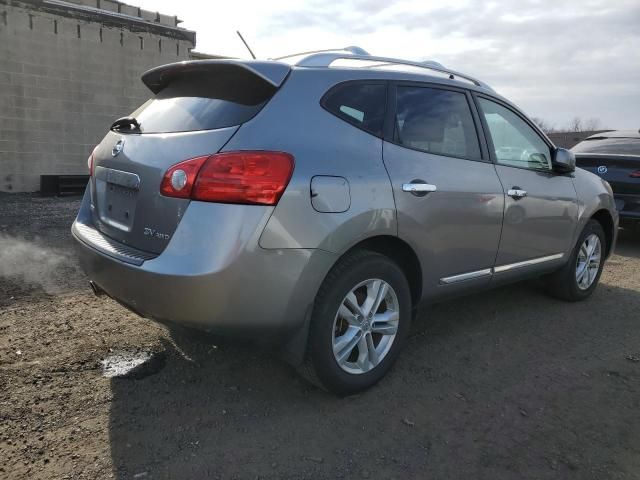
[94,167,140,232]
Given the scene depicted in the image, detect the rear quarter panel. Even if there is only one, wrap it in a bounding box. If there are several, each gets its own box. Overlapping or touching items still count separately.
[222,68,397,253]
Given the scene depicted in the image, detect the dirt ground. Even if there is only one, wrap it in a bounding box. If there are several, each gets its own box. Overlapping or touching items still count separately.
[1,193,639,480]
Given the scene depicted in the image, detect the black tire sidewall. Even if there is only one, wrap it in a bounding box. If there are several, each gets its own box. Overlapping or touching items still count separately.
[309,252,412,395]
[565,220,606,300]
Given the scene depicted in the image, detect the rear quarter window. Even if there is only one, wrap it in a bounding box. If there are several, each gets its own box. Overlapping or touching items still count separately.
[321,83,387,137]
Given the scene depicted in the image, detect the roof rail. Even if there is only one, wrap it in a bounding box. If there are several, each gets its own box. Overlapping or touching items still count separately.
[281,50,492,90]
[273,46,371,61]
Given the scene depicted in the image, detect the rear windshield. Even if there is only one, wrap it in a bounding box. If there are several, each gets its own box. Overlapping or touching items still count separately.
[572,137,640,156]
[128,71,276,134]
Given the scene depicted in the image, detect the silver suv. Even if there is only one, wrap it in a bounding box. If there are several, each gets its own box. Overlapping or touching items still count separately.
[72,48,618,394]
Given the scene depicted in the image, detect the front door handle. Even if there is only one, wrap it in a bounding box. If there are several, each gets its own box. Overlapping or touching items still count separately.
[507,187,527,199]
[402,182,437,196]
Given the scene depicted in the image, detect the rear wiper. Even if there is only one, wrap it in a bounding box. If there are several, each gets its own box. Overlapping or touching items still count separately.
[110,116,141,133]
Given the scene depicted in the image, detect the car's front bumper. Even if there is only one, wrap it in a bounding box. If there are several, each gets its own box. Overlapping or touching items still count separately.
[72,191,337,340]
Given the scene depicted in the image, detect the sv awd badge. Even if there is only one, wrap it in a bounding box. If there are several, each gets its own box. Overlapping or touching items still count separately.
[144,227,170,241]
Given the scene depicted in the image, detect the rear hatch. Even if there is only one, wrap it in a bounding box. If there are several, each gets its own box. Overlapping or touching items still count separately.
[88,60,290,254]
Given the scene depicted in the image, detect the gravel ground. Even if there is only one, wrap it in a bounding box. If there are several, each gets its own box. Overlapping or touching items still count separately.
[1,193,639,480]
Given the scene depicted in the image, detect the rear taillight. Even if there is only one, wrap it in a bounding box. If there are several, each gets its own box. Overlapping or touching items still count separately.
[161,151,294,206]
[160,155,208,199]
[630,170,640,178]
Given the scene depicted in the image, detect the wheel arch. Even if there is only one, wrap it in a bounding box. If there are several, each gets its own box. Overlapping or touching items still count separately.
[337,235,423,308]
[281,234,422,367]
[591,208,615,257]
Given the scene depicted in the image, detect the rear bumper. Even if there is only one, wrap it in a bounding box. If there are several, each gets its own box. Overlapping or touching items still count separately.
[72,192,337,340]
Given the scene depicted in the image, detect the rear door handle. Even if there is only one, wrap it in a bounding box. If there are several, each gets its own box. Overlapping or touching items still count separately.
[402,182,437,196]
[507,187,527,199]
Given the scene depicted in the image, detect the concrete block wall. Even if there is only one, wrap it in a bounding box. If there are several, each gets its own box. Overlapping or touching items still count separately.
[0,0,195,192]
[64,0,180,27]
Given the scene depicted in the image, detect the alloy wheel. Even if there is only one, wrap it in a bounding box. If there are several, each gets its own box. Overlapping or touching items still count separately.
[332,278,400,374]
[576,233,601,290]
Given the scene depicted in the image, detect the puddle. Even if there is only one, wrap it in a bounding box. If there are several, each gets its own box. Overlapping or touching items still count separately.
[101,349,166,379]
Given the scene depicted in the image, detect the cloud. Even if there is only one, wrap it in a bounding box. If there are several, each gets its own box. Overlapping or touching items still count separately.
[134,0,640,129]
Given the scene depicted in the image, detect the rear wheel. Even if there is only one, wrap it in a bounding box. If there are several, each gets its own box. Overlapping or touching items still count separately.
[301,250,412,395]
[546,219,606,301]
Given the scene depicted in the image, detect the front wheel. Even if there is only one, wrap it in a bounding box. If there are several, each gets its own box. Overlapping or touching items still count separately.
[301,250,412,395]
[546,219,607,301]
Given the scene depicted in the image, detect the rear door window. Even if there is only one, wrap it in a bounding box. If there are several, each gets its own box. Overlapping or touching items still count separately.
[322,83,387,137]
[127,71,276,134]
[394,86,481,160]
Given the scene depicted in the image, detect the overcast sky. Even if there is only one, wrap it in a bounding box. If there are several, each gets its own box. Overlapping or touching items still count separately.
[136,0,640,131]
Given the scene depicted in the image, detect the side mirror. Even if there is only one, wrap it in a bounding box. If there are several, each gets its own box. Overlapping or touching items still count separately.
[552,148,576,173]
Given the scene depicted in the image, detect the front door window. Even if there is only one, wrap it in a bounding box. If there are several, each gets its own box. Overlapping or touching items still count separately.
[478,98,552,171]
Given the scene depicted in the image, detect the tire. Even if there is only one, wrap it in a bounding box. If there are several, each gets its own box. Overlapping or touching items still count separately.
[300,250,412,395]
[546,219,606,301]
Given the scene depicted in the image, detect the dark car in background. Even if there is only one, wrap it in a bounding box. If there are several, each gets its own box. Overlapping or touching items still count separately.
[573,130,640,227]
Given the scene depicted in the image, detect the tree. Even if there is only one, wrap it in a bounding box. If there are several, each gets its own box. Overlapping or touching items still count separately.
[583,117,601,131]
[531,117,555,133]
[569,117,582,132]
[566,117,602,132]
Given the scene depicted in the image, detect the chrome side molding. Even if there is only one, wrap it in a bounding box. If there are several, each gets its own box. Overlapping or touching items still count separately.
[493,253,564,273]
[441,268,492,284]
[440,253,565,284]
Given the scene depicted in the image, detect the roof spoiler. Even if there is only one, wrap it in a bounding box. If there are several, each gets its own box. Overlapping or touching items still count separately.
[141,60,291,94]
